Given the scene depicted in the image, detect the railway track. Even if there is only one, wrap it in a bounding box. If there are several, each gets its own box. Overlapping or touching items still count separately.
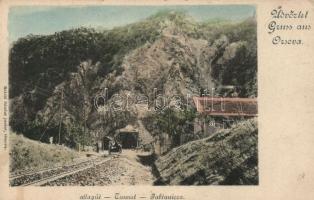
[9,157,91,180]
[10,156,114,186]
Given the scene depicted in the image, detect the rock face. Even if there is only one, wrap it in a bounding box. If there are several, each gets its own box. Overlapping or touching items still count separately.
[117,27,215,98]
[154,119,258,185]
[9,12,257,146]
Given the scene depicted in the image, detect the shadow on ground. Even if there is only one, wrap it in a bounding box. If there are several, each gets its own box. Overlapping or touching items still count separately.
[136,153,166,185]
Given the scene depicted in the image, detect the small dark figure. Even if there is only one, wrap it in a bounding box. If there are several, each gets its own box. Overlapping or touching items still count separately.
[96,143,99,153]
[108,138,122,155]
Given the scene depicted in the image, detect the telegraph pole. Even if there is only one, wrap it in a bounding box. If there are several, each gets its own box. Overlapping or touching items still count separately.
[58,89,64,145]
[83,97,86,149]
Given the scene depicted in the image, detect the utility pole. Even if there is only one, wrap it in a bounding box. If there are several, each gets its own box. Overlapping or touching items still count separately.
[83,97,86,149]
[58,89,64,145]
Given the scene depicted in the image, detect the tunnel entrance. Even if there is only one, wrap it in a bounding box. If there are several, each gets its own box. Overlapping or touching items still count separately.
[116,125,139,149]
[119,132,139,149]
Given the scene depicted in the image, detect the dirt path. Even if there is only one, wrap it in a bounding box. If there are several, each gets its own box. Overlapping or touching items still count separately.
[111,150,155,185]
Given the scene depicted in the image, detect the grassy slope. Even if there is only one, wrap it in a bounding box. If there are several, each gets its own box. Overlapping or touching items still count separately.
[154,118,258,185]
[10,133,82,172]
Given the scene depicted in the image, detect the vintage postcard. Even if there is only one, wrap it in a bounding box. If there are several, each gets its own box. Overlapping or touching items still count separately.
[0,0,313,200]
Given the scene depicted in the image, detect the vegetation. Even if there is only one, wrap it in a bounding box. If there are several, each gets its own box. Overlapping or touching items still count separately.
[211,19,257,97]
[154,118,258,185]
[9,11,257,147]
[10,133,81,172]
[143,108,197,149]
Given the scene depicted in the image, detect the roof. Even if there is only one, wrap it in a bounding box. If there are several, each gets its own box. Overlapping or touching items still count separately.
[193,97,257,117]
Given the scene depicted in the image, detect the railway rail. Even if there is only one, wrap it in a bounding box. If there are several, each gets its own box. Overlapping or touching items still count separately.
[10,157,91,179]
[10,156,113,186]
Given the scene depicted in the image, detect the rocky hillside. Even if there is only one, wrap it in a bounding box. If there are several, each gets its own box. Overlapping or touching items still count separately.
[10,133,82,172]
[154,118,258,185]
[9,11,257,146]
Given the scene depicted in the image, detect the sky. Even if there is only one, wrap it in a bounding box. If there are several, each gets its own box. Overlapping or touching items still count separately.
[9,5,255,43]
